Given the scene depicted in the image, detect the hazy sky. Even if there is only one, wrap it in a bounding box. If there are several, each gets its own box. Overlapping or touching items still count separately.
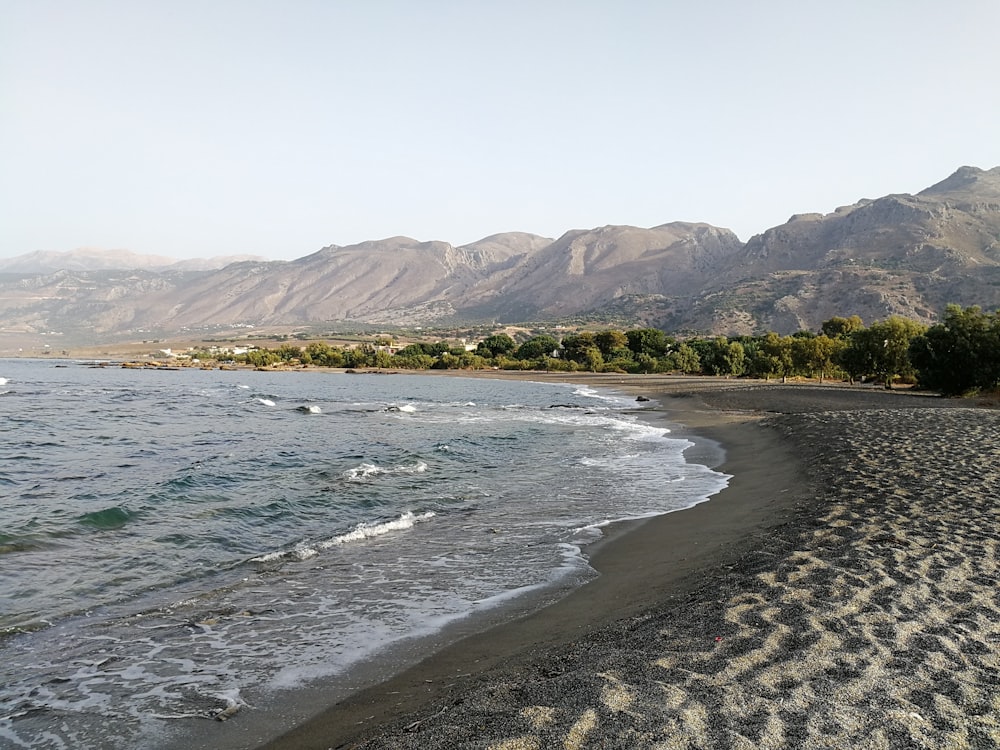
[3,1,999,261]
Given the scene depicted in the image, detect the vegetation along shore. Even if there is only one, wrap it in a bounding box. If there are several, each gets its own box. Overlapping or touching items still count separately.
[143,305,1000,398]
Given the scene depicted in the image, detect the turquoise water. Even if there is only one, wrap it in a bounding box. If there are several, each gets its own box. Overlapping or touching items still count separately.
[0,360,728,749]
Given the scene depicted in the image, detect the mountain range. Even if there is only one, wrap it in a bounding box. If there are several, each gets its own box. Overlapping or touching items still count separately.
[2,166,998,346]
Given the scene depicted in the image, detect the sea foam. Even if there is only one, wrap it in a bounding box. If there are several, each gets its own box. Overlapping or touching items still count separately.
[342,461,428,481]
[249,511,436,563]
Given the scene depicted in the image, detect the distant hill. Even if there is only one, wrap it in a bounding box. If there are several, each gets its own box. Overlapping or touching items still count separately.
[0,248,267,274]
[1,166,998,346]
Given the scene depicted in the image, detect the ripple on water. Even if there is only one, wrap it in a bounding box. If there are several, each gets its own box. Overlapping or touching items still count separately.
[77,506,134,530]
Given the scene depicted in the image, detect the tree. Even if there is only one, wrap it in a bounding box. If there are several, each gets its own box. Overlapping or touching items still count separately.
[561,333,597,364]
[754,332,794,379]
[661,342,701,374]
[594,330,630,360]
[626,328,670,358]
[303,341,345,367]
[842,316,926,387]
[243,348,280,367]
[716,338,747,377]
[275,343,303,362]
[792,334,843,381]
[476,333,516,359]
[698,337,746,376]
[910,304,1000,396]
[397,343,430,358]
[344,343,376,368]
[515,335,560,361]
[821,315,865,338]
[390,352,434,369]
[632,353,657,374]
[581,347,604,372]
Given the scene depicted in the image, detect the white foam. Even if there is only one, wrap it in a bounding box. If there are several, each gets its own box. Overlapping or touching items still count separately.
[250,510,436,563]
[571,384,626,404]
[342,460,428,481]
[257,398,275,407]
[388,403,417,413]
[249,549,285,563]
[0,378,8,386]
[319,511,436,548]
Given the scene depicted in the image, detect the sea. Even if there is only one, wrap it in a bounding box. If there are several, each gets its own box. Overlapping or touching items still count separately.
[0,359,729,749]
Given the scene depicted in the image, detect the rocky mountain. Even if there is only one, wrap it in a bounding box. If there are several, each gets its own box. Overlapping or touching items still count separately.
[673,165,1000,334]
[456,223,744,322]
[1,166,998,346]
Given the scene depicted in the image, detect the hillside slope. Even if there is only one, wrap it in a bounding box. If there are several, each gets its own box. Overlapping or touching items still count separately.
[1,166,998,345]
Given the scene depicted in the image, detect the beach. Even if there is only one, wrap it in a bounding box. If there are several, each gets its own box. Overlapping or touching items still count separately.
[257,377,1000,750]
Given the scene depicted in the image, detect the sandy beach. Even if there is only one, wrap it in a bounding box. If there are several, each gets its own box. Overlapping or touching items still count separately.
[257,377,1000,750]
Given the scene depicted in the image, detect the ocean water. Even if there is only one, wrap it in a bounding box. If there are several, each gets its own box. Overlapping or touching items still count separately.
[0,360,728,749]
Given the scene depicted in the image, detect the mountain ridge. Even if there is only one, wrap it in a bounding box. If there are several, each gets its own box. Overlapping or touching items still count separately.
[1,166,998,346]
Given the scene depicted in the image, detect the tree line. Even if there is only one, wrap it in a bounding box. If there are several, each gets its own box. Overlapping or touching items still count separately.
[206,305,999,396]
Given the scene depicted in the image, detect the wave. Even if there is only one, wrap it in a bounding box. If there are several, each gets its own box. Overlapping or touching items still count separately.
[386,403,417,413]
[295,404,322,414]
[250,511,435,563]
[342,460,428,481]
[571,385,625,404]
[256,398,276,406]
[77,506,134,530]
[320,510,436,548]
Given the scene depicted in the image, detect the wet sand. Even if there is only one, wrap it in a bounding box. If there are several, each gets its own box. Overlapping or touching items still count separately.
[257,377,1000,749]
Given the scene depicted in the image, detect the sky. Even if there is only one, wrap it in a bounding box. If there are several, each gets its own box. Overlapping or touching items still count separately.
[2,1,999,262]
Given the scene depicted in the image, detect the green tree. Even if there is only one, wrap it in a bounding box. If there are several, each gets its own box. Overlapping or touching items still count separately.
[660,342,701,374]
[515,334,560,361]
[716,338,747,377]
[397,343,430,358]
[626,328,671,358]
[581,347,604,372]
[753,332,794,379]
[303,341,346,367]
[476,333,517,359]
[391,352,435,369]
[821,315,865,338]
[842,316,926,387]
[243,348,280,367]
[695,337,746,376]
[561,333,597,364]
[791,334,843,381]
[910,304,1000,396]
[593,330,630,360]
[275,343,304,362]
[808,335,844,381]
[344,343,376,368]
[632,353,657,374]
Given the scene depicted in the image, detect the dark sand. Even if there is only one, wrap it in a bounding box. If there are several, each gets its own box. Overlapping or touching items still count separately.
[255,378,999,749]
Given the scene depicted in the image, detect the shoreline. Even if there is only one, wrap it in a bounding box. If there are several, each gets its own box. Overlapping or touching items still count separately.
[253,377,1000,749]
[254,378,926,750]
[16,362,996,747]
